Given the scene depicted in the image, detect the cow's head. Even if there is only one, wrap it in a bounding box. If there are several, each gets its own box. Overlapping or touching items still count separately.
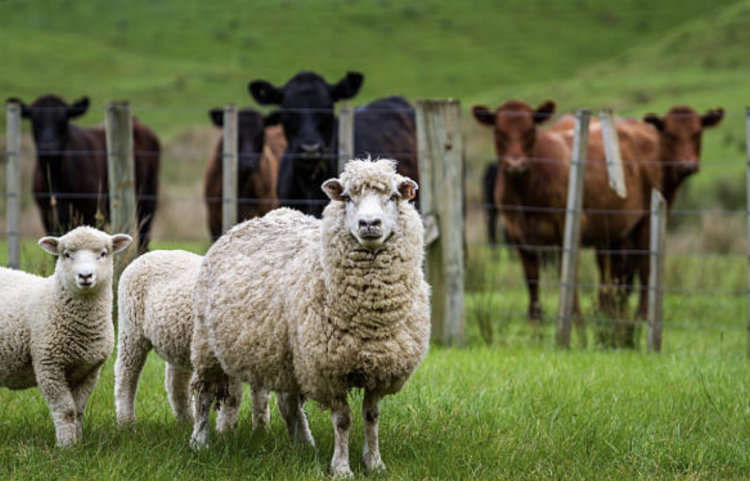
[209,107,270,173]
[472,99,556,174]
[644,105,724,180]
[6,95,90,156]
[248,71,363,162]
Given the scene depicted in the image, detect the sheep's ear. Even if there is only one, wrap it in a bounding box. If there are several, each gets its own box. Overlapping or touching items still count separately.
[38,237,60,255]
[111,234,133,254]
[397,179,418,201]
[322,179,346,201]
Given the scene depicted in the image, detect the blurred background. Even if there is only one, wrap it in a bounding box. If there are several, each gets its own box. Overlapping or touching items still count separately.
[1,0,749,344]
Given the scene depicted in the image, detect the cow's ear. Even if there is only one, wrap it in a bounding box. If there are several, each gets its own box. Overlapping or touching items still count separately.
[322,179,346,201]
[209,108,223,127]
[472,105,495,127]
[68,97,90,119]
[6,98,30,118]
[331,72,364,102]
[534,100,556,124]
[265,110,282,127]
[702,107,725,128]
[249,80,284,105]
[643,113,664,131]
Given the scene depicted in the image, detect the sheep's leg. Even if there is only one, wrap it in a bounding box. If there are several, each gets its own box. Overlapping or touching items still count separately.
[278,392,315,447]
[114,336,152,425]
[216,377,243,434]
[250,387,270,431]
[190,376,216,450]
[330,400,353,478]
[362,390,386,475]
[36,367,79,447]
[71,366,102,442]
[165,364,194,423]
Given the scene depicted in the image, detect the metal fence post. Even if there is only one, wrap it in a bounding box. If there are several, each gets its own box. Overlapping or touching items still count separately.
[416,99,465,345]
[556,109,590,349]
[6,102,22,269]
[222,105,238,234]
[106,101,137,276]
[338,103,354,174]
[647,189,667,353]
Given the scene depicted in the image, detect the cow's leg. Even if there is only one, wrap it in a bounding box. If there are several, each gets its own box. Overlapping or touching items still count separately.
[519,248,542,321]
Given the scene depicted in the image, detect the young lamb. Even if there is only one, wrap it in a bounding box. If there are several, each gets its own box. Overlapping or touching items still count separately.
[191,158,430,477]
[0,226,131,447]
[114,250,267,431]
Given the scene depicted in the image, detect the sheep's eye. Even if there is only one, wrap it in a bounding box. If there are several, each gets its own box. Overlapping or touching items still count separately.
[99,249,108,259]
[63,251,72,260]
[341,195,352,204]
[390,194,399,202]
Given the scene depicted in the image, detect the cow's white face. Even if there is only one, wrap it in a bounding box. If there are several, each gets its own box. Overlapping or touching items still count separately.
[323,177,417,250]
[38,227,132,294]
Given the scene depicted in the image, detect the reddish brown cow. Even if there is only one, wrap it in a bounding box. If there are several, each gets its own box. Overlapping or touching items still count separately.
[473,99,662,321]
[7,95,160,253]
[204,108,286,241]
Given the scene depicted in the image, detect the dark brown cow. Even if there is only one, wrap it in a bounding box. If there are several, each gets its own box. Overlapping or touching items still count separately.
[473,99,662,322]
[203,107,285,241]
[7,95,160,252]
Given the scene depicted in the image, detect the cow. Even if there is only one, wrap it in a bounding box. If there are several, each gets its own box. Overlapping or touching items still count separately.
[472,99,659,324]
[249,71,417,217]
[6,95,160,253]
[203,107,285,241]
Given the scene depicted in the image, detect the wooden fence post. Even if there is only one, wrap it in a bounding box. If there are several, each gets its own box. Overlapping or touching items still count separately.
[745,106,750,357]
[556,109,590,349]
[222,105,238,234]
[416,99,464,345]
[106,101,137,277]
[647,189,667,353]
[6,102,22,269]
[599,108,627,198]
[338,103,354,174]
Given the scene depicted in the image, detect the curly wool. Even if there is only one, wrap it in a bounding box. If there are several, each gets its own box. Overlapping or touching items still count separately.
[193,159,430,409]
[0,227,119,446]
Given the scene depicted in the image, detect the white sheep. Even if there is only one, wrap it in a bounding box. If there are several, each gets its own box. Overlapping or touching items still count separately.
[114,249,269,432]
[0,226,131,447]
[191,158,430,477]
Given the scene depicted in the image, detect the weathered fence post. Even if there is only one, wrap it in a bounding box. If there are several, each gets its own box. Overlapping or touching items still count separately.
[599,108,627,198]
[556,109,590,349]
[745,106,750,357]
[647,189,667,353]
[6,101,22,269]
[106,101,137,277]
[338,103,354,174]
[222,105,238,234]
[416,99,464,345]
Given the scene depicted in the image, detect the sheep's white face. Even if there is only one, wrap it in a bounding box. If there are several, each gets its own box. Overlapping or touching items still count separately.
[323,176,418,250]
[38,227,132,294]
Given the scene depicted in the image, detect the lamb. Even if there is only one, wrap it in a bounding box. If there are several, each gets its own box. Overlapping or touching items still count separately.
[114,250,268,432]
[0,226,131,447]
[191,158,430,477]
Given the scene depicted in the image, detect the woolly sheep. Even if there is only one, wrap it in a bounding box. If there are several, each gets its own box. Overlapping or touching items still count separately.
[191,158,430,477]
[114,250,269,431]
[0,226,132,447]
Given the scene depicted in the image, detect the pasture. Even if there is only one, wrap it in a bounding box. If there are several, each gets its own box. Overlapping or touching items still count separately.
[2,0,750,479]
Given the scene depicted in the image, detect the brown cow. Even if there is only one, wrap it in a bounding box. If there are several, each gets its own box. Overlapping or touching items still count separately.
[7,95,160,253]
[203,107,285,241]
[473,99,660,322]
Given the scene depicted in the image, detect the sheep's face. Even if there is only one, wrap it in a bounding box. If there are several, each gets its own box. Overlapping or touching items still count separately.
[323,176,418,251]
[38,226,132,294]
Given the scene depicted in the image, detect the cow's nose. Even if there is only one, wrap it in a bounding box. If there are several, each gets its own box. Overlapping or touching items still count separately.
[301,142,322,154]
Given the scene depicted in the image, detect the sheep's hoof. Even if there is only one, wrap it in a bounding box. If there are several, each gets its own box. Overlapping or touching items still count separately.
[330,465,354,479]
[362,454,386,475]
[189,436,209,451]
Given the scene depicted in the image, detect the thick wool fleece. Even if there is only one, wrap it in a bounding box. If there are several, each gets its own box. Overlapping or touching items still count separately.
[0,227,118,446]
[193,162,430,410]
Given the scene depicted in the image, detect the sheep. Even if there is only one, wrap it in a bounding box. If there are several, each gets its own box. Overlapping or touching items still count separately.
[0,226,132,447]
[191,158,430,477]
[114,249,269,432]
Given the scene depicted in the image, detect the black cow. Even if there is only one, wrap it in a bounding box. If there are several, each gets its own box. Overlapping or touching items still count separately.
[6,95,160,252]
[249,71,417,217]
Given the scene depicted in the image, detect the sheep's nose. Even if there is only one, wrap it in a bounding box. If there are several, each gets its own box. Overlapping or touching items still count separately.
[78,273,94,284]
[359,218,382,229]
